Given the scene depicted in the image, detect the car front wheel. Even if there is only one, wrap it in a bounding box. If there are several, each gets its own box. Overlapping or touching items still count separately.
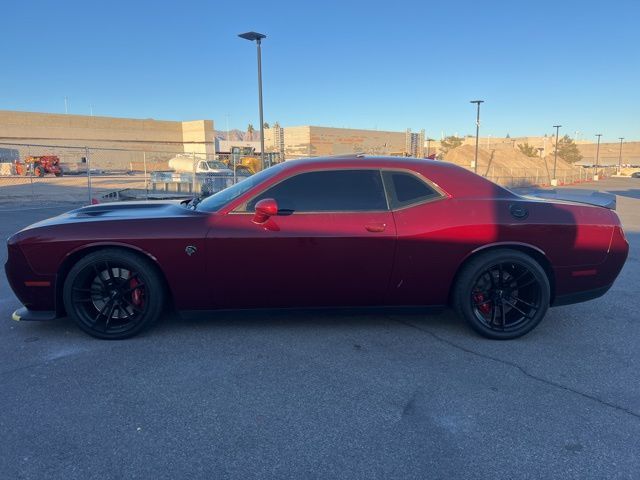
[453,249,550,339]
[63,249,164,339]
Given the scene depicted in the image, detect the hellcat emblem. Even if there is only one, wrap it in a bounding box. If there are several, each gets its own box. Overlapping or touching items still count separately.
[185,245,197,256]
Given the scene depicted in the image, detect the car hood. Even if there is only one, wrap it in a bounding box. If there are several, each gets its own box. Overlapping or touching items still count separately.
[16,201,204,233]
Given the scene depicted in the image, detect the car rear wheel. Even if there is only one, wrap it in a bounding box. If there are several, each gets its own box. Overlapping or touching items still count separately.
[453,249,550,339]
[63,249,164,339]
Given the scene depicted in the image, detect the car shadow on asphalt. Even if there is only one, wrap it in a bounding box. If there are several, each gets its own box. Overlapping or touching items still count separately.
[11,307,468,342]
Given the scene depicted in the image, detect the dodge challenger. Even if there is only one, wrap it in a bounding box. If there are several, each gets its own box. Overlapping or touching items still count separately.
[5,156,628,339]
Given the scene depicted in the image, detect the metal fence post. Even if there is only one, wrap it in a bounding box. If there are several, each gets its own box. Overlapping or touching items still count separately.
[27,145,35,201]
[143,151,149,200]
[192,152,197,195]
[233,151,237,184]
[86,146,92,204]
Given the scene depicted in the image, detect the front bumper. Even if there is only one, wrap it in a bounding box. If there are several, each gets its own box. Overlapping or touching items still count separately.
[12,307,58,322]
[5,243,57,311]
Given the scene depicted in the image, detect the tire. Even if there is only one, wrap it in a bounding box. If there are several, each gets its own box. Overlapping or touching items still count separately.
[34,164,45,177]
[453,249,550,340]
[63,249,165,339]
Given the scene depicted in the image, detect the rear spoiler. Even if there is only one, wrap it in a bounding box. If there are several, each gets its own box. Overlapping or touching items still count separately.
[520,188,616,210]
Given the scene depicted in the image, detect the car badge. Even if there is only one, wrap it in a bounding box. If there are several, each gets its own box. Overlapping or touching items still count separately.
[185,245,197,256]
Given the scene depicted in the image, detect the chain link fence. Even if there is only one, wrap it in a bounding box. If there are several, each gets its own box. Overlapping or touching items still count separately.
[481,164,618,188]
[0,142,279,208]
[0,141,616,209]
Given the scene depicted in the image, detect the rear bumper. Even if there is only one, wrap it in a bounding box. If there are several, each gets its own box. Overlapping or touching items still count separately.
[12,307,58,322]
[552,284,612,307]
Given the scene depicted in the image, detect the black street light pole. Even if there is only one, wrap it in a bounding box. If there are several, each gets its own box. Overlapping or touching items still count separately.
[618,137,625,174]
[594,133,602,180]
[238,31,267,169]
[470,100,484,174]
[552,125,561,185]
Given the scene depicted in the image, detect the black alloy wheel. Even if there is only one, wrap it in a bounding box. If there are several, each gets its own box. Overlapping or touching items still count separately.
[63,249,164,339]
[453,249,550,339]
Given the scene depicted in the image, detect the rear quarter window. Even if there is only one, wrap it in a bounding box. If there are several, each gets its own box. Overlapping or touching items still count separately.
[383,171,442,209]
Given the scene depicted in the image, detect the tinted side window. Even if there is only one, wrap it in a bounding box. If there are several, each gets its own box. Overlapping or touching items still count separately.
[246,170,387,212]
[383,171,441,209]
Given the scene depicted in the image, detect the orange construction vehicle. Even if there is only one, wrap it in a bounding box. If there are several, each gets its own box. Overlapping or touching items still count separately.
[15,156,64,177]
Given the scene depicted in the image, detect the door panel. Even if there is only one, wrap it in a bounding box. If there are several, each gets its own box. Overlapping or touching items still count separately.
[206,211,396,308]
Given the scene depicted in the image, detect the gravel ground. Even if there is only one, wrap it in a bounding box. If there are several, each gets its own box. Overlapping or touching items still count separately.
[0,177,638,479]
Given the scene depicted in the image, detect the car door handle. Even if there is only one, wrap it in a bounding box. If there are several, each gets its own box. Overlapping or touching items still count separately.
[365,223,386,233]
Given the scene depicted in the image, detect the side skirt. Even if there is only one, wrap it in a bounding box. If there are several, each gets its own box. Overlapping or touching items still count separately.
[178,305,447,321]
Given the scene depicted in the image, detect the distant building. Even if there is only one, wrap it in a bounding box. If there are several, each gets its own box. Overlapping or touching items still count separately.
[280,126,422,159]
[405,129,425,158]
[264,123,285,157]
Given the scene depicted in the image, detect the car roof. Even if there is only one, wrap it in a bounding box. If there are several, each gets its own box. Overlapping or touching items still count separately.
[275,155,515,199]
[280,155,456,170]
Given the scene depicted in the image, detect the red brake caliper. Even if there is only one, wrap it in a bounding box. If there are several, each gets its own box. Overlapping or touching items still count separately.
[130,277,144,307]
[473,292,491,314]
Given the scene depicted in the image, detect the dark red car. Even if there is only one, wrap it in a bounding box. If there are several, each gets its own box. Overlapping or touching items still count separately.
[6,156,628,340]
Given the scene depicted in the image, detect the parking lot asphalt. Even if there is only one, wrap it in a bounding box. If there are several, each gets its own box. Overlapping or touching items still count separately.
[1,178,639,479]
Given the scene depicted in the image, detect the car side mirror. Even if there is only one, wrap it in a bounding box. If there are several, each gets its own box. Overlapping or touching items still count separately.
[253,198,278,224]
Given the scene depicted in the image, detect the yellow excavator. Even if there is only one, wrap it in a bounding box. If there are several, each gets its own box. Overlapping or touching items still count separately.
[227,146,261,174]
[227,147,281,174]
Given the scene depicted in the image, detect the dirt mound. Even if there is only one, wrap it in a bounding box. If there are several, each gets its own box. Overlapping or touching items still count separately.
[443,144,575,175]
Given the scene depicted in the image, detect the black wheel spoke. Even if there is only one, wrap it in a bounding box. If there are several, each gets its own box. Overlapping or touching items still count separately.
[92,264,107,288]
[515,297,538,309]
[104,261,112,282]
[489,268,497,287]
[500,302,506,327]
[518,278,537,289]
[121,297,143,313]
[93,299,112,324]
[104,301,117,329]
[513,269,531,284]
[490,300,498,324]
[504,300,533,319]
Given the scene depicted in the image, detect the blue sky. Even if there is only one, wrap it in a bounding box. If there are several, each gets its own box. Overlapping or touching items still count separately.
[2,0,638,141]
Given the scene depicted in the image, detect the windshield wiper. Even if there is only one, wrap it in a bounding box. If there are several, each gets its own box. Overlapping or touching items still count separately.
[184,196,202,210]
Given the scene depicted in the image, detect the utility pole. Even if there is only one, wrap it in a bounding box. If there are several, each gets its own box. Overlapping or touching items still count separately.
[594,133,602,181]
[618,137,624,175]
[470,100,484,174]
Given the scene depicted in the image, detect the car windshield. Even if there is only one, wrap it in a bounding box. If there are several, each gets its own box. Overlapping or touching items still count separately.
[196,163,286,212]
[206,161,228,169]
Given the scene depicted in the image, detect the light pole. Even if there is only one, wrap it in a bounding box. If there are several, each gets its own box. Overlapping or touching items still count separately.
[537,147,546,184]
[618,137,624,175]
[238,31,267,169]
[470,100,484,174]
[552,125,561,186]
[594,133,602,180]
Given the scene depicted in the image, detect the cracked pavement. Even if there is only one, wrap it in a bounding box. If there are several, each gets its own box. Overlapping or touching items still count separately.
[1,178,639,479]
